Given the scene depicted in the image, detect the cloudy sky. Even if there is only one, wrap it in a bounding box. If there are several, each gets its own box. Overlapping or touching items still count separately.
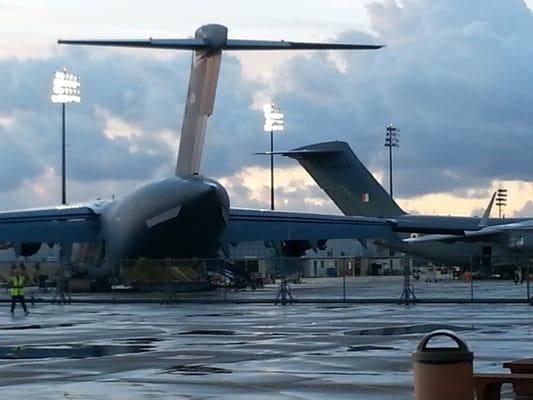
[2,0,533,218]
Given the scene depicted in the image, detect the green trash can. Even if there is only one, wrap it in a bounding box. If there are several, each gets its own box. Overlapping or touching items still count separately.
[413,330,474,400]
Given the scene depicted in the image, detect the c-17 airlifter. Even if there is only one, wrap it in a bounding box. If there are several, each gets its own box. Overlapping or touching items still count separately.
[0,25,397,278]
[279,140,532,267]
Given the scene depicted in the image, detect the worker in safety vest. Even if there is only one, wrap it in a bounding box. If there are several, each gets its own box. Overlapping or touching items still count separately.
[10,266,29,315]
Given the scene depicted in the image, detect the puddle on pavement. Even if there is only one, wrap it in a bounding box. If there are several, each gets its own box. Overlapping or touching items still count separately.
[347,345,397,352]
[164,364,232,375]
[1,323,75,330]
[186,312,244,318]
[179,330,235,335]
[345,323,472,336]
[121,337,162,345]
[0,344,152,359]
[254,332,288,337]
[187,341,248,346]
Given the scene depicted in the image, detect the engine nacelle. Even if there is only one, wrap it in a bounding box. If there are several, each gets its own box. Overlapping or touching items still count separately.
[282,240,327,257]
[15,242,42,257]
[508,233,533,252]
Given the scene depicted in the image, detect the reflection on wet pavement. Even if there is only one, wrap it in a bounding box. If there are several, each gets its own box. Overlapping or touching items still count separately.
[164,364,232,375]
[0,344,152,359]
[1,280,532,399]
[347,345,397,352]
[345,323,472,336]
[1,323,75,330]
[179,329,235,335]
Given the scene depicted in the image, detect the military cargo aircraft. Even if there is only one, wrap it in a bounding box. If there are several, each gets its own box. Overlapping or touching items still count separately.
[0,25,397,276]
[279,140,532,267]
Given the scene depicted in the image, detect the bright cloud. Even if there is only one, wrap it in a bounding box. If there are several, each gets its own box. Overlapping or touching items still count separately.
[0,0,533,219]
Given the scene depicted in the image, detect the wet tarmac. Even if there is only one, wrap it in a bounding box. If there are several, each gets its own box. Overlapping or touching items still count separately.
[1,279,533,399]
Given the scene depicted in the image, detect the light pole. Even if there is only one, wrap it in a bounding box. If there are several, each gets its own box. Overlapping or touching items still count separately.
[384,123,399,198]
[263,103,284,210]
[496,188,507,218]
[51,68,80,205]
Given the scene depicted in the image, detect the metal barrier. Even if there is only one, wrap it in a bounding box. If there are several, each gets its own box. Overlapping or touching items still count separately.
[0,255,532,305]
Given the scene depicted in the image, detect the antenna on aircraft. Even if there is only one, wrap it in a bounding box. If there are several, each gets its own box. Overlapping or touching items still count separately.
[59,24,383,177]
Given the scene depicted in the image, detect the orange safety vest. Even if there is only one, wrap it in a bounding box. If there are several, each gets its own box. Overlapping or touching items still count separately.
[10,276,25,297]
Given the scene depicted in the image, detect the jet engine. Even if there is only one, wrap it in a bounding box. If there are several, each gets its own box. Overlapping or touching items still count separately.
[282,240,327,257]
[15,242,42,257]
[507,232,533,252]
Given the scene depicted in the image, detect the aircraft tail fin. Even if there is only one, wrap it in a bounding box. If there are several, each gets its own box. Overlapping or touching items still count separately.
[277,141,405,218]
[175,25,224,176]
[59,25,382,177]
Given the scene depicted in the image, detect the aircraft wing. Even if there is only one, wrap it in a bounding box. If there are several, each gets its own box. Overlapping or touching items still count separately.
[0,204,394,246]
[403,225,514,245]
[0,206,101,243]
[225,208,396,242]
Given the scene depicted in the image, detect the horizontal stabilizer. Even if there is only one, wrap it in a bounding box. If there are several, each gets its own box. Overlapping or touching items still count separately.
[58,39,383,52]
[255,148,341,156]
[58,38,206,49]
[223,40,383,51]
[59,24,383,178]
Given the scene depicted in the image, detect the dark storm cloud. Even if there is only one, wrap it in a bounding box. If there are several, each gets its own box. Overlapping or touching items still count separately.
[265,0,533,198]
[0,124,41,191]
[65,112,171,182]
[0,49,187,187]
[0,45,263,195]
[202,56,263,178]
[2,0,533,209]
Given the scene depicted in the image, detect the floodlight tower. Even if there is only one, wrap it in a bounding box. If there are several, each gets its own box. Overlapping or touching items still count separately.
[384,124,399,198]
[496,188,508,218]
[263,103,284,210]
[51,68,80,205]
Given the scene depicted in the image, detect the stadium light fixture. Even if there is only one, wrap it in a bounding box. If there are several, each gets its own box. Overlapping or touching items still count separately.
[384,123,400,198]
[51,68,81,205]
[263,103,284,210]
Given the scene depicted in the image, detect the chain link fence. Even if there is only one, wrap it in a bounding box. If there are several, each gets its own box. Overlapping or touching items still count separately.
[0,255,532,304]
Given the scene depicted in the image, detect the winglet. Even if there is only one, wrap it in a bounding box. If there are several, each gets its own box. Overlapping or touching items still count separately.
[478,191,497,228]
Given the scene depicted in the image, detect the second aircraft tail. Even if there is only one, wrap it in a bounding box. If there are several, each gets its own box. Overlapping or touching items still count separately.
[278,141,404,218]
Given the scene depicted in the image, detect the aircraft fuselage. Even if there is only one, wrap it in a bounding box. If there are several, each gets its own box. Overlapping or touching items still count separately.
[380,239,524,268]
[100,176,229,261]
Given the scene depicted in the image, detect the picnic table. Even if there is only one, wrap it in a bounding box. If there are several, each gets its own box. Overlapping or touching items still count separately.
[475,373,533,399]
[502,358,533,396]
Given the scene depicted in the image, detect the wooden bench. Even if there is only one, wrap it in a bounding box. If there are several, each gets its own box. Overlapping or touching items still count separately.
[474,373,533,400]
[503,358,533,395]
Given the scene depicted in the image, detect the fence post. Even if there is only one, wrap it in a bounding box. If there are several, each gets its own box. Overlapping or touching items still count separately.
[527,257,531,304]
[280,256,286,305]
[399,256,416,305]
[469,257,474,303]
[274,256,293,306]
[342,261,346,303]
[113,261,117,304]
